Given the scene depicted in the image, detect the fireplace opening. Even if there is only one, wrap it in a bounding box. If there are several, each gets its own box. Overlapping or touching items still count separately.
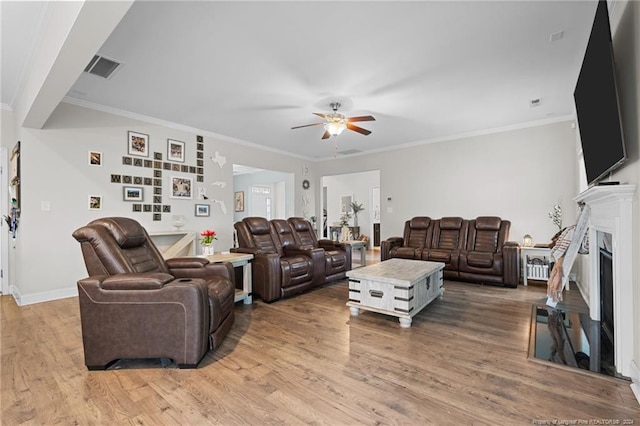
[528,246,618,378]
[600,247,615,376]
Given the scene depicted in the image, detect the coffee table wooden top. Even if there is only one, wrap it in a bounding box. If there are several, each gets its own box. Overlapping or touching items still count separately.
[346,258,445,286]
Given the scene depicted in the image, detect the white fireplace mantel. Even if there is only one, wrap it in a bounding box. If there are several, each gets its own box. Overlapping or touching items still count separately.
[574,184,635,378]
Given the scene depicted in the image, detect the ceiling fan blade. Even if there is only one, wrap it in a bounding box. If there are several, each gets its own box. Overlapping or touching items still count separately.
[321,130,331,140]
[291,123,323,130]
[313,112,328,119]
[347,123,372,136]
[347,115,376,123]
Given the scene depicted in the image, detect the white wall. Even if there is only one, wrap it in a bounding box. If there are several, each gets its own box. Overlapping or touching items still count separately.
[10,102,310,304]
[315,120,579,247]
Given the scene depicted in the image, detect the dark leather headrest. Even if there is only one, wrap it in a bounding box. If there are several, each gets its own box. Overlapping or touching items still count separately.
[244,217,271,234]
[475,216,501,231]
[271,219,292,235]
[410,217,431,229]
[289,217,310,232]
[440,217,463,230]
[88,217,146,248]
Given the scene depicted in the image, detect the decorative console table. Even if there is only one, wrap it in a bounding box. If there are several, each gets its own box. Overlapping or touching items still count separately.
[329,226,360,241]
[149,231,196,259]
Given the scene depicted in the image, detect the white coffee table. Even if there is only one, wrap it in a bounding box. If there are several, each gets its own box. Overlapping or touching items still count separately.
[346,258,445,328]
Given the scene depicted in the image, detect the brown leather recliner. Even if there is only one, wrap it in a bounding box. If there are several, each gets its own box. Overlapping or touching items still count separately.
[232,217,322,302]
[458,216,520,287]
[72,217,235,370]
[381,216,433,260]
[422,217,468,280]
[287,217,352,284]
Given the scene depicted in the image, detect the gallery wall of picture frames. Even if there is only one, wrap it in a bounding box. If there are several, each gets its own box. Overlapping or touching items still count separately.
[101,132,207,221]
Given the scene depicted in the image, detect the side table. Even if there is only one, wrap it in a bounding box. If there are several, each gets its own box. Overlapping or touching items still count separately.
[344,240,367,267]
[206,252,253,304]
[520,247,551,286]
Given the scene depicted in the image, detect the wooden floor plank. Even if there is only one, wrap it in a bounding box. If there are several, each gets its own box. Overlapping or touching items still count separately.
[2,273,639,425]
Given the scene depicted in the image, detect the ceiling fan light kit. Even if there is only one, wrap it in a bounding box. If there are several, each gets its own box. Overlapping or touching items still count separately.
[292,102,375,141]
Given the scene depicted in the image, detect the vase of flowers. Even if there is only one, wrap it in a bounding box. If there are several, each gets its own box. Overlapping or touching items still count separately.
[200,229,217,256]
[350,201,364,227]
[548,202,562,230]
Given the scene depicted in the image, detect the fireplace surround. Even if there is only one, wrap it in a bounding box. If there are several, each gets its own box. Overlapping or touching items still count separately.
[574,184,635,379]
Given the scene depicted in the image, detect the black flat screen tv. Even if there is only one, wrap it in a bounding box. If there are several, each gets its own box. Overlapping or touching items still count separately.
[574,0,626,186]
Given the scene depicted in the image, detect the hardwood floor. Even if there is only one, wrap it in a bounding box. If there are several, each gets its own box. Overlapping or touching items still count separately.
[2,274,639,424]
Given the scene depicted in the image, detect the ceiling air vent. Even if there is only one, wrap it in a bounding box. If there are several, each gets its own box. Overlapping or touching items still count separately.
[84,55,122,79]
[338,149,361,155]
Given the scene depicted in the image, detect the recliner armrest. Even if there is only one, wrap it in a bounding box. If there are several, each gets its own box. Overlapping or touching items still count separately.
[502,242,521,287]
[168,257,234,282]
[381,237,404,261]
[100,272,174,290]
[317,239,346,251]
[166,257,209,269]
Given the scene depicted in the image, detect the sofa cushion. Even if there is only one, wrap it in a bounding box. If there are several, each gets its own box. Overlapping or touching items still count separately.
[244,217,272,235]
[427,249,452,263]
[325,250,347,272]
[440,217,463,230]
[392,247,421,259]
[475,216,501,231]
[405,217,431,248]
[90,217,147,248]
[280,256,313,288]
[466,251,494,268]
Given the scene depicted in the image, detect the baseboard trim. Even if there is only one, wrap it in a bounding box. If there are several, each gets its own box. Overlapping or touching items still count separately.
[11,285,78,306]
[630,360,640,406]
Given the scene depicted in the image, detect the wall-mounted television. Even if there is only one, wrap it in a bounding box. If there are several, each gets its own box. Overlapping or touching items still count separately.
[574,0,626,186]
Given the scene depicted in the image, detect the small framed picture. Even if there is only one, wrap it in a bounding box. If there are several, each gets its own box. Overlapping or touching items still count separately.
[123,186,143,202]
[128,131,149,157]
[170,176,193,199]
[88,195,102,210]
[88,151,102,166]
[195,203,210,217]
[167,139,185,162]
[234,191,245,212]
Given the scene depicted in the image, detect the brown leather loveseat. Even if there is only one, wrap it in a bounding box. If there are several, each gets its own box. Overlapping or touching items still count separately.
[381,216,519,287]
[232,217,351,302]
[72,217,235,369]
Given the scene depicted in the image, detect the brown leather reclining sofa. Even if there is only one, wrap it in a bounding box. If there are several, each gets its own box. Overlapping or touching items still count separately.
[381,216,520,287]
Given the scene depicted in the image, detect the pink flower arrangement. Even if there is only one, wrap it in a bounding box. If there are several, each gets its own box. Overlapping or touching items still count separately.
[200,229,217,245]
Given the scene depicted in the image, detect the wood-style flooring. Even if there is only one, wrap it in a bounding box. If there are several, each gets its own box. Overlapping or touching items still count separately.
[2,267,639,424]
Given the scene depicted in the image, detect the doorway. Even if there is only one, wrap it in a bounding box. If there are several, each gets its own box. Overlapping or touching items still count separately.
[233,164,294,222]
[320,170,380,246]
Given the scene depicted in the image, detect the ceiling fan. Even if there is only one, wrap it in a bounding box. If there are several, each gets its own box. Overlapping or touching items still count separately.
[291,102,375,139]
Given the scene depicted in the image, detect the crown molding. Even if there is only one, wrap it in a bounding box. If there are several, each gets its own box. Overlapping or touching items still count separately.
[62,96,312,160]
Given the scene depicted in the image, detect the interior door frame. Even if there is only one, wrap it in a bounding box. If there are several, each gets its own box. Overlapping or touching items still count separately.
[1,148,9,295]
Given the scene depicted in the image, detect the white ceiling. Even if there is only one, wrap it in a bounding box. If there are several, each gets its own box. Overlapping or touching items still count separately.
[2,1,598,160]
